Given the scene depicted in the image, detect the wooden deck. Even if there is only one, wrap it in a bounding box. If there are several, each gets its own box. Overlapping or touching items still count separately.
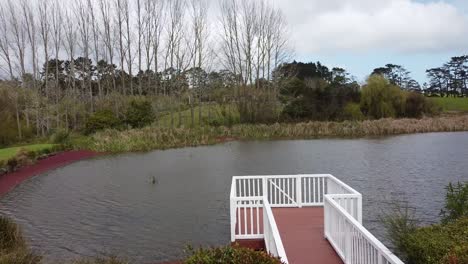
[272,207,343,264]
[235,207,342,264]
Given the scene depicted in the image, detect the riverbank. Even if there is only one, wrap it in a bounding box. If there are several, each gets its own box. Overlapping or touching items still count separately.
[86,114,468,153]
[0,150,99,196]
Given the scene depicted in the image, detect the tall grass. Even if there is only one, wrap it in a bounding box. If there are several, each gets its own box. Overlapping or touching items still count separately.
[88,114,468,153]
[0,216,41,264]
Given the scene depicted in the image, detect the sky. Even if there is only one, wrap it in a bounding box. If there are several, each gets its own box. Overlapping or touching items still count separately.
[271,0,468,84]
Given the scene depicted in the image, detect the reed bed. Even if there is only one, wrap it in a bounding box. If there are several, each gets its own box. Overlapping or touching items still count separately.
[88,115,468,153]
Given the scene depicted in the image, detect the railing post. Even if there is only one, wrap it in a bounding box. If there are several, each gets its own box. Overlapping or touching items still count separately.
[262,177,268,201]
[296,175,302,207]
[230,198,236,242]
[323,197,328,239]
[345,219,352,262]
[357,194,363,224]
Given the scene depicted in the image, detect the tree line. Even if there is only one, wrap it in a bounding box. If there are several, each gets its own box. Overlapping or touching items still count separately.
[0,0,290,140]
[426,56,468,97]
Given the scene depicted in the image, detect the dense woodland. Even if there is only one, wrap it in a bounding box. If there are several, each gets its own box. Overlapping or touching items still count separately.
[0,0,465,147]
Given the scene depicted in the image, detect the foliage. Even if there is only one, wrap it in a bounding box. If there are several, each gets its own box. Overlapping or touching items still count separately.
[85,110,123,134]
[440,182,468,224]
[405,92,430,118]
[50,130,71,145]
[0,217,26,252]
[382,203,418,261]
[236,86,279,124]
[342,103,365,121]
[88,115,468,153]
[384,183,468,264]
[0,216,41,264]
[184,245,284,264]
[360,75,406,119]
[279,76,360,121]
[403,218,468,264]
[124,99,155,129]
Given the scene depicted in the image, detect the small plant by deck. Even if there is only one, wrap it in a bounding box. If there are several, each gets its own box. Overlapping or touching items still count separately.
[184,245,284,264]
[384,182,468,264]
[0,216,42,264]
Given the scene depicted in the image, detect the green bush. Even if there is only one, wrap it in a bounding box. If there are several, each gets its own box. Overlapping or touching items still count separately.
[440,182,468,224]
[342,103,365,121]
[125,100,155,128]
[404,218,468,264]
[360,75,405,119]
[50,129,71,145]
[85,110,122,134]
[184,245,284,264]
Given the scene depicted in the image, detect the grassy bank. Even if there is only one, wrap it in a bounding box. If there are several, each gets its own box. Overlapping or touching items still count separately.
[0,144,56,162]
[84,114,468,153]
[430,97,468,112]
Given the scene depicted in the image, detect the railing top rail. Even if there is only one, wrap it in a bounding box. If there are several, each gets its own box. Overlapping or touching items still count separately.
[324,196,404,264]
[231,196,264,201]
[326,174,361,195]
[263,197,289,264]
[232,174,330,180]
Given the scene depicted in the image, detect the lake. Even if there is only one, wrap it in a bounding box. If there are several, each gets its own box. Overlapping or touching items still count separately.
[1,132,468,263]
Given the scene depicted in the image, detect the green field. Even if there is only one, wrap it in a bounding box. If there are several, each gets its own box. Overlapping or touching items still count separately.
[430,97,468,112]
[0,144,55,162]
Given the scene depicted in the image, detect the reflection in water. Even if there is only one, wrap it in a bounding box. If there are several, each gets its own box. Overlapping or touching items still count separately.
[1,132,468,263]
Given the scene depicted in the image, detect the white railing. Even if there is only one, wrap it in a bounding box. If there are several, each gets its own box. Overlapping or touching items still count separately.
[230,174,403,264]
[263,198,289,264]
[324,196,404,264]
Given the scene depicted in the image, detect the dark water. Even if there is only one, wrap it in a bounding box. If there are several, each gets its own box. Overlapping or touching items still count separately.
[1,132,468,263]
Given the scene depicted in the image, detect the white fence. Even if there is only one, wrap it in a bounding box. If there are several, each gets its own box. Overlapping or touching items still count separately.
[230,174,404,264]
[324,196,404,264]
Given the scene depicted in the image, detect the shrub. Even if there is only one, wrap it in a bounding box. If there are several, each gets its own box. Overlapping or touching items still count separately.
[404,217,468,264]
[405,92,428,118]
[125,99,155,128]
[0,217,25,252]
[382,203,418,261]
[85,110,122,134]
[184,245,284,264]
[0,217,41,264]
[342,103,365,121]
[440,182,468,224]
[50,129,71,145]
[360,75,405,119]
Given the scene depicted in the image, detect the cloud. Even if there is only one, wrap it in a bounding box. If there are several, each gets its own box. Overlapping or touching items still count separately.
[273,0,468,55]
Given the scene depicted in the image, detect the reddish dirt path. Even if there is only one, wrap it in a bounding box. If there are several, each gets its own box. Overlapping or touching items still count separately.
[0,150,100,196]
[273,207,343,264]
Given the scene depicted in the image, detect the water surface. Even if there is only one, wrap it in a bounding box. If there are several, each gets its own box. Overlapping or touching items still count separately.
[1,132,468,263]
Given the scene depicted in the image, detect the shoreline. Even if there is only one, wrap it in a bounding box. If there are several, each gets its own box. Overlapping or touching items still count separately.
[0,150,99,196]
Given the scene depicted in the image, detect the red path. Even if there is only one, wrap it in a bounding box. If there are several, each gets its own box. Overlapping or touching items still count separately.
[235,207,342,264]
[273,207,343,264]
[0,150,99,196]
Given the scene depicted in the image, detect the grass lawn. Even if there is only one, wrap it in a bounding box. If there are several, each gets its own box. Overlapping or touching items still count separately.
[430,97,468,112]
[0,144,55,162]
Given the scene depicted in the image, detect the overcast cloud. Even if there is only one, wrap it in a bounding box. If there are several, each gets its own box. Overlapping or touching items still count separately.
[270,0,468,55]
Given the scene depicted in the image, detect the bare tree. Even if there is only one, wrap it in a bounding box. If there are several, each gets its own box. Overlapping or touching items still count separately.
[0,4,14,80]
[99,0,117,92]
